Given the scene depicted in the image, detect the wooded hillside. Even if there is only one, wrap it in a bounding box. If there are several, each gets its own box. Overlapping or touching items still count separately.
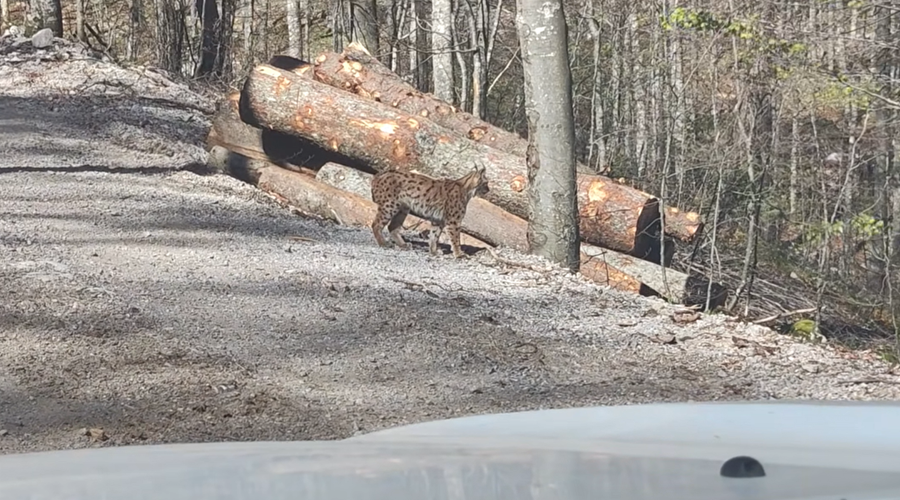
[5,0,899,349]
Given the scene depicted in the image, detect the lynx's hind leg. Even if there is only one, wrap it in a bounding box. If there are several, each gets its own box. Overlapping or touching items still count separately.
[446,224,465,258]
[371,204,396,248]
[387,207,410,249]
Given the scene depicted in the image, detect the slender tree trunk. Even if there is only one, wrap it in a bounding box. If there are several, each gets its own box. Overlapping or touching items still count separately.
[156,0,185,75]
[465,0,486,118]
[413,0,430,91]
[0,0,9,33]
[300,0,309,60]
[790,115,799,215]
[286,0,301,57]
[240,0,254,64]
[587,4,606,173]
[332,0,346,53]
[193,0,221,78]
[350,0,379,58]
[75,0,87,42]
[630,12,647,177]
[389,0,408,73]
[406,0,417,83]
[666,0,685,202]
[453,0,470,111]
[27,0,63,36]
[431,0,454,103]
[515,0,580,270]
[126,0,141,60]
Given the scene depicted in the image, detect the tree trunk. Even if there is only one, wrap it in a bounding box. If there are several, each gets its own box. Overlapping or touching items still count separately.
[431,0,453,103]
[464,0,486,118]
[413,0,429,92]
[311,46,703,247]
[75,0,87,42]
[125,0,141,60]
[240,63,703,257]
[587,2,606,172]
[193,0,221,78]
[331,0,346,53]
[452,0,469,111]
[0,0,9,33]
[155,0,185,75]
[299,0,308,60]
[349,0,379,59]
[286,0,302,58]
[515,0,580,270]
[27,0,62,36]
[239,0,253,60]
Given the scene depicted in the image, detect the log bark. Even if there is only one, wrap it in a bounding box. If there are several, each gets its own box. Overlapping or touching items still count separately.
[207,91,371,175]
[206,147,490,251]
[239,63,698,258]
[311,43,703,250]
[314,162,726,307]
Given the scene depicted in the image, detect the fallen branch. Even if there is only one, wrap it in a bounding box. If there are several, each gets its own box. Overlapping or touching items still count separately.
[751,307,817,325]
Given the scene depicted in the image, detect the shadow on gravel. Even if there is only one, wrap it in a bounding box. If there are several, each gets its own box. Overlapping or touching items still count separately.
[0,380,349,451]
[0,163,211,176]
[0,262,757,451]
[0,174,482,256]
[0,94,211,160]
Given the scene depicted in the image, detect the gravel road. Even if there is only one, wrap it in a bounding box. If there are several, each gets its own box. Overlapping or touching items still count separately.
[1,35,899,455]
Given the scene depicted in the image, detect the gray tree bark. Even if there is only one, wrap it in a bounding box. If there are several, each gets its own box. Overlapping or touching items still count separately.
[75,0,86,42]
[349,0,379,59]
[27,0,62,36]
[286,0,301,56]
[155,0,185,75]
[431,0,454,103]
[0,0,9,33]
[515,0,580,271]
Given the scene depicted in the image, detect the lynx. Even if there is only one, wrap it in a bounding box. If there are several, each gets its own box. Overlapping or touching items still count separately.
[370,165,490,258]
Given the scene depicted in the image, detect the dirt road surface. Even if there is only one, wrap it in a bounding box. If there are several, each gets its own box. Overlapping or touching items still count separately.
[1,36,899,455]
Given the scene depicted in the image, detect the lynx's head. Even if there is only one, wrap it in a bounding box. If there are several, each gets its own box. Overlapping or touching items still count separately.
[460,164,490,198]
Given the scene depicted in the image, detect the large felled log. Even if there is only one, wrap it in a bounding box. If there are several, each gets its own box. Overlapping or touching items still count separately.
[207,91,371,177]
[239,63,697,258]
[314,162,726,307]
[206,146,490,251]
[310,44,703,250]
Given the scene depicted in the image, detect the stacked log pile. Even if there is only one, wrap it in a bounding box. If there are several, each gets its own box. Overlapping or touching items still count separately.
[206,43,727,310]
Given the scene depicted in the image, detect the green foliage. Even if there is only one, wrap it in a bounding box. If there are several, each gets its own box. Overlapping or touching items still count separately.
[876,344,900,365]
[813,82,871,111]
[851,213,885,239]
[791,318,816,335]
[661,7,744,35]
[804,219,844,246]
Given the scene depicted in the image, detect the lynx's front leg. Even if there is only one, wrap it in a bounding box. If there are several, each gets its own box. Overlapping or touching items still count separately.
[445,224,465,258]
[428,224,444,255]
[370,206,391,248]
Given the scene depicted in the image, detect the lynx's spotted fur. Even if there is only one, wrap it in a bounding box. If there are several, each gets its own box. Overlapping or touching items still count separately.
[370,166,490,258]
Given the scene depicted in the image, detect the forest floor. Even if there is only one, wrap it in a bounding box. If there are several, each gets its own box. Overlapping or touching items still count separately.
[2,34,899,455]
